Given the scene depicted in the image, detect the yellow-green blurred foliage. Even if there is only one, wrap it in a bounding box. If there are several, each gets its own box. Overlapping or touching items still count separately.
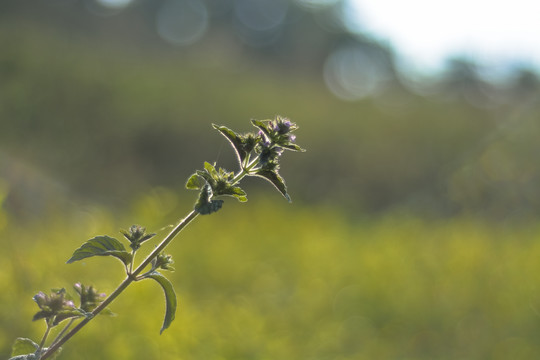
[2,192,540,359]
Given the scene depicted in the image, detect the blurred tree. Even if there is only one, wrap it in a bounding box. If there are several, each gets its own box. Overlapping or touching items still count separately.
[508,66,540,101]
[437,57,495,107]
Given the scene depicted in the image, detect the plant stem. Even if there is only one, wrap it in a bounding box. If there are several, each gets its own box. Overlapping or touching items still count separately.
[129,249,135,275]
[37,323,52,355]
[39,210,199,360]
[49,318,75,349]
[232,158,258,185]
[131,210,198,277]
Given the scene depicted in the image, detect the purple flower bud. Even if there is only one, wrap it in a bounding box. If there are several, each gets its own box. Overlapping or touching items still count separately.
[275,118,292,134]
[33,292,48,306]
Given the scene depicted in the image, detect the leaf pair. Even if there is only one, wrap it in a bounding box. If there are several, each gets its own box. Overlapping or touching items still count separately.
[67,235,177,334]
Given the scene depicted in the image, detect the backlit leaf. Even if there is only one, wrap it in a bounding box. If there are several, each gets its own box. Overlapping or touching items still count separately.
[204,161,218,178]
[66,236,132,266]
[196,199,224,215]
[185,173,204,190]
[194,183,224,215]
[212,124,248,165]
[250,119,270,139]
[11,338,38,357]
[253,169,291,202]
[281,143,306,152]
[146,272,177,334]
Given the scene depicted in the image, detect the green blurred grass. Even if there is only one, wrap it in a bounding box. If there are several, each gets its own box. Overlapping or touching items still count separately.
[2,193,540,359]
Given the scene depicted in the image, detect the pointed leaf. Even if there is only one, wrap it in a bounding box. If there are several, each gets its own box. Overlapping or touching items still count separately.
[146,272,177,334]
[52,309,85,326]
[281,143,306,152]
[204,162,218,178]
[218,186,248,202]
[11,338,38,357]
[67,236,132,266]
[250,119,271,139]
[230,186,248,202]
[185,173,204,190]
[195,169,214,186]
[32,310,50,322]
[212,124,248,165]
[253,169,291,202]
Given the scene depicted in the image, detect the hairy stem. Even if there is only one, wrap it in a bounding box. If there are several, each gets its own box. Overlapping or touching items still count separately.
[39,210,199,360]
[232,158,258,185]
[129,250,135,275]
[37,323,52,355]
[49,318,75,349]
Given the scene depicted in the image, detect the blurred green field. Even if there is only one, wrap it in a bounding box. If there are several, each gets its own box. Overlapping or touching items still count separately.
[2,192,540,359]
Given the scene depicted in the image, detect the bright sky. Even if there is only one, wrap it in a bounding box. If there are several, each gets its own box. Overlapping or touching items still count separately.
[348,0,540,73]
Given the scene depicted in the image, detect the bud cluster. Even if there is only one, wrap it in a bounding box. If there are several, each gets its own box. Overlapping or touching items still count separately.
[32,284,107,327]
[187,116,304,213]
[73,283,106,313]
[151,252,175,272]
[121,225,156,251]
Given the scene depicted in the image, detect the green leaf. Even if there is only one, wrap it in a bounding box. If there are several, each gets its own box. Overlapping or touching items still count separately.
[8,356,36,360]
[11,338,38,357]
[230,186,248,202]
[194,170,212,186]
[146,272,177,334]
[194,183,224,215]
[32,310,50,322]
[250,119,271,138]
[66,236,132,266]
[52,308,85,326]
[218,186,248,202]
[253,169,291,202]
[204,161,218,178]
[212,124,249,165]
[196,199,224,215]
[281,143,306,152]
[185,173,204,190]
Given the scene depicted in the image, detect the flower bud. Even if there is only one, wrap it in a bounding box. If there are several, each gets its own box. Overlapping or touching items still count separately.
[152,252,175,271]
[32,288,80,324]
[74,283,106,312]
[121,225,156,251]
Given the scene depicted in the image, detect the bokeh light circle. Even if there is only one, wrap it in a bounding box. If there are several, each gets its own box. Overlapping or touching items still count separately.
[96,0,131,8]
[156,0,209,46]
[324,45,389,100]
[234,0,288,32]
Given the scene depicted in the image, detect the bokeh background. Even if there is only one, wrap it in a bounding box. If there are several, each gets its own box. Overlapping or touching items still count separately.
[2,1,540,359]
